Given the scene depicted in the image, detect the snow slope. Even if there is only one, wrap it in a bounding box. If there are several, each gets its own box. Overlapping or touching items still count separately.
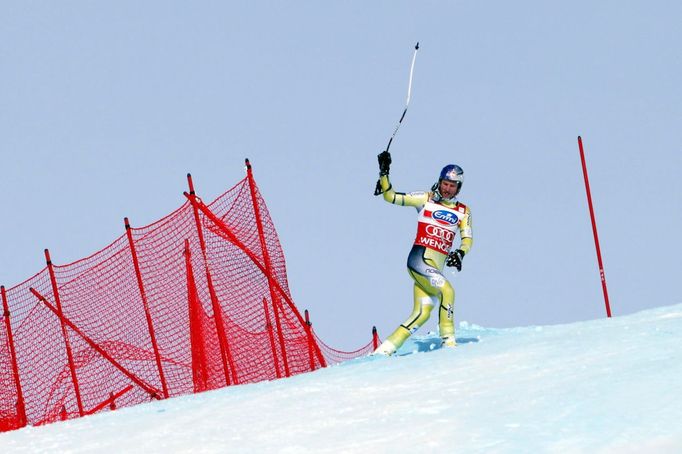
[2,304,681,453]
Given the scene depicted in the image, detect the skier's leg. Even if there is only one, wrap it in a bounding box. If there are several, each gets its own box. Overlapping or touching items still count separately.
[437,282,456,347]
[417,247,457,347]
[404,284,435,333]
[410,269,456,347]
[374,284,434,355]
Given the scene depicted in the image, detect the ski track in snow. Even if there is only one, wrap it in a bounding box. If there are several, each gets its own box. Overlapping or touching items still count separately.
[2,304,682,453]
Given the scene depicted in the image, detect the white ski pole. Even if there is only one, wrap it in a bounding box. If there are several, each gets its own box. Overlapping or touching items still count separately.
[375,42,420,196]
[385,42,420,154]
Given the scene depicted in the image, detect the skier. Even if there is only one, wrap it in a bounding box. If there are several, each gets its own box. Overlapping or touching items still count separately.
[373,150,473,356]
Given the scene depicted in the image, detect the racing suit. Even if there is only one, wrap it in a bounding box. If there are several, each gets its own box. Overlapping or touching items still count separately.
[374,174,473,355]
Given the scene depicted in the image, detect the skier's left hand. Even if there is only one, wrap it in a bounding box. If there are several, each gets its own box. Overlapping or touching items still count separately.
[446,249,465,271]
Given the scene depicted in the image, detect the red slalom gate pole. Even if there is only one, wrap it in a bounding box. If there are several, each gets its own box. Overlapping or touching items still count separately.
[372,326,380,350]
[578,136,612,318]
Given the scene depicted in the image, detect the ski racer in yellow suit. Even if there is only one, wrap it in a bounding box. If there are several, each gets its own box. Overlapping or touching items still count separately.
[373,151,473,356]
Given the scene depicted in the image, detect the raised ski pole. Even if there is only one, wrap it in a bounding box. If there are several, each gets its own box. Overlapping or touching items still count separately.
[374,42,420,196]
[578,136,612,318]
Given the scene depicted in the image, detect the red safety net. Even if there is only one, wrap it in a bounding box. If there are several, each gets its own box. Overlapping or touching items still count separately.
[0,162,375,432]
[313,333,377,365]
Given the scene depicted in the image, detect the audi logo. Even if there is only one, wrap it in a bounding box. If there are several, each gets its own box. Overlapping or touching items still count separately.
[425,224,455,241]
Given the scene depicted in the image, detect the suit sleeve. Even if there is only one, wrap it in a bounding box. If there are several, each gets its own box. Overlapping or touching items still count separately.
[380,175,428,208]
[458,206,473,255]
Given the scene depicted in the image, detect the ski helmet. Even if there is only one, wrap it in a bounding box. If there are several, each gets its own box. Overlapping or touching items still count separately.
[432,164,464,199]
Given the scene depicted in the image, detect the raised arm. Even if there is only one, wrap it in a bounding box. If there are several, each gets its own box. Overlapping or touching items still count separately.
[377,151,427,208]
[379,175,428,207]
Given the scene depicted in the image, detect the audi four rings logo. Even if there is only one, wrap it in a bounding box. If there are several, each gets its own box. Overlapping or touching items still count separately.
[432,210,458,226]
[425,224,455,242]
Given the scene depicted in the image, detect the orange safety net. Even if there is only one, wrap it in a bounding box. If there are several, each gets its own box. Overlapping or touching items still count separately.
[0,162,376,432]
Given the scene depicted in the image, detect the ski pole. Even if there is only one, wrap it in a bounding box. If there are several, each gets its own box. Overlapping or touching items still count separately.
[375,42,420,196]
[386,42,420,153]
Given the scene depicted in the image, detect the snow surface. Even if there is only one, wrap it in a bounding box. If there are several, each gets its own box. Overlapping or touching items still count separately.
[2,304,681,453]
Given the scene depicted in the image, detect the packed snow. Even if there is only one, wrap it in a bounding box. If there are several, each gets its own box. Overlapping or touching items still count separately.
[2,304,681,453]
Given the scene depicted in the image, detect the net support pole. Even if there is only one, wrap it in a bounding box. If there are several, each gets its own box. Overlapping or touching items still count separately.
[578,136,612,318]
[84,385,133,416]
[245,159,291,377]
[186,174,238,386]
[124,218,170,398]
[271,294,290,377]
[184,239,210,393]
[44,249,85,417]
[1,285,27,428]
[304,310,316,372]
[263,298,282,379]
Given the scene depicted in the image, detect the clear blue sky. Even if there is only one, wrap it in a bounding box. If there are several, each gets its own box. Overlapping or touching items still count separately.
[2,1,681,348]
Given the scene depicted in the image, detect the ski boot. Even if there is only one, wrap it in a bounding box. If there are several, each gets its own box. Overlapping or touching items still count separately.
[441,335,457,348]
[372,339,398,356]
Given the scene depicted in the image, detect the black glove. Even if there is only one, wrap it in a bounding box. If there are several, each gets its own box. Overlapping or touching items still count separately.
[446,249,465,271]
[377,150,391,176]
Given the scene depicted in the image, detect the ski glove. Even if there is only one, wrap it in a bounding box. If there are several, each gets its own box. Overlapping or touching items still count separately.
[446,249,465,271]
[378,150,392,176]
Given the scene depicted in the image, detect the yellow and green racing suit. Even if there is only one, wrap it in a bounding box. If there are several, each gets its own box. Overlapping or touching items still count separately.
[375,174,473,355]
